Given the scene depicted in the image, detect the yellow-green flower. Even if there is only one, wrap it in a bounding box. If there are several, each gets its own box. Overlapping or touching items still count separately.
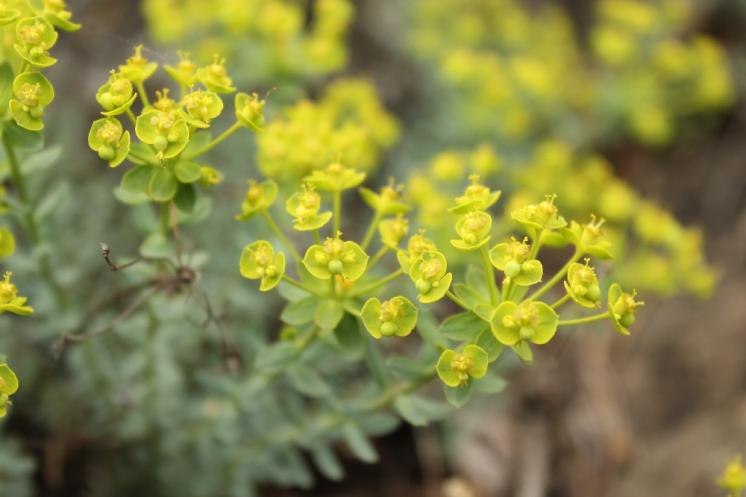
[451,211,492,250]
[396,230,436,273]
[489,237,543,286]
[135,109,190,159]
[197,55,235,94]
[607,284,644,335]
[199,166,223,188]
[239,241,285,292]
[42,0,80,32]
[181,89,223,128]
[0,272,33,315]
[303,236,368,281]
[360,296,418,339]
[119,45,158,84]
[285,185,332,231]
[235,92,265,131]
[409,250,452,303]
[490,301,558,346]
[95,71,136,116]
[563,215,613,259]
[14,16,58,67]
[436,345,488,387]
[511,194,567,232]
[359,180,410,215]
[304,162,366,192]
[9,71,54,131]
[717,456,746,496]
[88,117,130,167]
[564,260,602,308]
[379,215,409,249]
[164,51,198,88]
[236,179,277,220]
[0,363,19,418]
[450,174,501,214]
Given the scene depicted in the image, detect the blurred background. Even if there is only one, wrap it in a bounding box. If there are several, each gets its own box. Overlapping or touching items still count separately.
[1,0,746,496]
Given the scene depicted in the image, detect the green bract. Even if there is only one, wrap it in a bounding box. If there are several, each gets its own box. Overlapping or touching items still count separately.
[239,241,285,292]
[303,237,368,281]
[563,216,613,259]
[379,215,409,249]
[490,301,558,347]
[450,174,501,214]
[0,226,16,259]
[489,237,543,285]
[235,92,265,131]
[0,363,19,418]
[0,3,19,26]
[164,52,197,88]
[511,194,567,232]
[607,283,644,335]
[197,56,235,93]
[451,211,492,250]
[0,272,33,315]
[359,182,410,215]
[285,186,332,231]
[119,45,158,83]
[304,162,366,192]
[564,260,602,308]
[236,179,278,220]
[9,71,54,131]
[14,16,58,67]
[42,0,81,32]
[96,71,137,116]
[135,109,190,159]
[436,345,488,387]
[181,89,223,128]
[88,117,130,167]
[360,296,418,339]
[409,250,452,303]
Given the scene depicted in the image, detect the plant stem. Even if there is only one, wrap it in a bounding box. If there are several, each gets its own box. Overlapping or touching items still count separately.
[446,290,469,310]
[558,311,610,327]
[2,135,66,307]
[260,210,301,263]
[332,190,341,235]
[351,269,403,297]
[360,210,382,251]
[480,244,499,305]
[362,334,389,388]
[159,201,171,239]
[550,293,571,309]
[281,275,323,297]
[528,247,582,301]
[135,81,150,107]
[185,121,242,158]
[312,229,321,243]
[125,108,137,126]
[367,246,388,271]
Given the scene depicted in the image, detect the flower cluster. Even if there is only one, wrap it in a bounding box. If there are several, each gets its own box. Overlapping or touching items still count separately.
[0,0,78,132]
[238,166,641,407]
[407,141,717,299]
[88,47,264,209]
[256,79,399,181]
[410,0,733,146]
[143,0,354,85]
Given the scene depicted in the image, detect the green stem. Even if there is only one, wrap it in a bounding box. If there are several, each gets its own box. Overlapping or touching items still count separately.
[329,276,336,298]
[135,81,151,107]
[502,277,514,302]
[260,210,301,263]
[351,269,403,297]
[360,210,382,251]
[312,229,321,243]
[159,201,171,239]
[528,248,582,301]
[2,135,66,307]
[446,291,469,310]
[480,244,499,305]
[185,121,242,159]
[125,108,137,126]
[367,246,388,271]
[550,293,571,309]
[281,275,323,297]
[558,311,610,327]
[332,190,341,235]
[362,334,389,388]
